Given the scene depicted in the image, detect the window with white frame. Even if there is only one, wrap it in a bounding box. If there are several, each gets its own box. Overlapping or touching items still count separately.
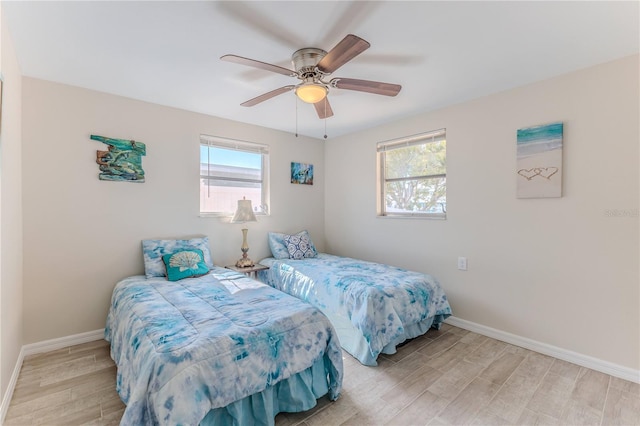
[377,129,446,218]
[200,135,269,216]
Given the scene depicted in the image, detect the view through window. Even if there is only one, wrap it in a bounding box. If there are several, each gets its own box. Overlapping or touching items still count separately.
[377,129,446,218]
[200,135,269,216]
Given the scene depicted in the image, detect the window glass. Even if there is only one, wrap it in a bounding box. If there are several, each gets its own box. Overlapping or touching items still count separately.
[377,130,446,218]
[200,136,269,216]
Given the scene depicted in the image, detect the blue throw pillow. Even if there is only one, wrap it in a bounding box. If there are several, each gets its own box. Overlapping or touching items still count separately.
[162,249,210,281]
[142,236,213,278]
[268,230,317,259]
[283,233,317,260]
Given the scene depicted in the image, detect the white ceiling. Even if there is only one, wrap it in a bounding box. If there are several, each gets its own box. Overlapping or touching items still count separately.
[3,1,638,139]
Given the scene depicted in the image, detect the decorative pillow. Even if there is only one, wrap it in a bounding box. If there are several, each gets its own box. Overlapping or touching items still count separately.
[283,233,317,260]
[268,230,317,259]
[142,236,213,278]
[162,249,210,281]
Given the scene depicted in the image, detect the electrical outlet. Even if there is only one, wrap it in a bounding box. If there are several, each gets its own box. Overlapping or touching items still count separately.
[457,257,467,271]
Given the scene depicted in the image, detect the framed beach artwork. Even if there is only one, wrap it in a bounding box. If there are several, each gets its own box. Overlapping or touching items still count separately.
[516,122,563,198]
[291,162,313,185]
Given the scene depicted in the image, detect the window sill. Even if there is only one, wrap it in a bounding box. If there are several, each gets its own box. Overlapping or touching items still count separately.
[199,212,270,219]
[376,213,446,220]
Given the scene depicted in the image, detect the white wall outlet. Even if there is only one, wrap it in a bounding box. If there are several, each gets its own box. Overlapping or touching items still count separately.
[457,257,467,271]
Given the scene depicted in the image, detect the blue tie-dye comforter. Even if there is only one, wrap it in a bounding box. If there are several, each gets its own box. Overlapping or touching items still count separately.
[104,268,343,425]
[259,254,452,365]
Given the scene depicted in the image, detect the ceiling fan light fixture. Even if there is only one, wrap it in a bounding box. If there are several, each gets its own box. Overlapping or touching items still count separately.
[295,83,327,104]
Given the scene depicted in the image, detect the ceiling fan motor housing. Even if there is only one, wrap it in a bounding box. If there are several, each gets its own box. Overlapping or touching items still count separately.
[292,48,327,79]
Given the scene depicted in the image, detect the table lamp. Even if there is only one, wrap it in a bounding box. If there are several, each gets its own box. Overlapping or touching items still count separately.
[230,197,258,267]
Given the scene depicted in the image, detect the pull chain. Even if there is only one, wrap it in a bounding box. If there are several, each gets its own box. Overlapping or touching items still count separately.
[295,97,298,137]
[324,99,328,139]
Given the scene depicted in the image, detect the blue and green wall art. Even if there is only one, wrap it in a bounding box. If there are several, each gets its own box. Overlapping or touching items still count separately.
[291,161,313,185]
[91,134,146,182]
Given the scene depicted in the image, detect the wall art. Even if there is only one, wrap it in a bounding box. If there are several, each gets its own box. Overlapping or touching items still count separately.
[516,122,563,198]
[91,134,146,182]
[291,162,313,185]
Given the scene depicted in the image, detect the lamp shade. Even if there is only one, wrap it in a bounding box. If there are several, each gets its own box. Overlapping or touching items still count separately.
[230,198,257,223]
[295,83,328,104]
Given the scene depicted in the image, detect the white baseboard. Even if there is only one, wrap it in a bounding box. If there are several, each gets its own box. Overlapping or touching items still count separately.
[445,316,639,384]
[22,329,104,357]
[0,329,104,425]
[0,347,24,426]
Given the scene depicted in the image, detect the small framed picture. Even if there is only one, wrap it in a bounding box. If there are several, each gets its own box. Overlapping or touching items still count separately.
[291,162,313,185]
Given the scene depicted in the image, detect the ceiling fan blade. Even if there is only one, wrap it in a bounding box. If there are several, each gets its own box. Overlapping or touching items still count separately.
[241,85,295,107]
[313,98,334,119]
[331,78,401,97]
[316,34,370,74]
[221,55,296,77]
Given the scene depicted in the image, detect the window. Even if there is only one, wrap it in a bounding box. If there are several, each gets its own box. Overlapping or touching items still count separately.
[377,129,446,218]
[200,135,269,216]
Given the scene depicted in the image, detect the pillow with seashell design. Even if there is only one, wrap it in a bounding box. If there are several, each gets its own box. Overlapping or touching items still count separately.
[162,249,210,281]
[142,236,213,278]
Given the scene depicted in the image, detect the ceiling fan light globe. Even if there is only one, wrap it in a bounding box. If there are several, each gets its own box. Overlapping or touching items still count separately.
[295,83,328,104]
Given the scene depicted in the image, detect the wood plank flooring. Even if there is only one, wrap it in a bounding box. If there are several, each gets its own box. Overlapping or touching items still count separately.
[5,324,639,425]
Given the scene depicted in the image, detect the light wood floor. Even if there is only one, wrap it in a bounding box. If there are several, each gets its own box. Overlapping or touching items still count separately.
[5,324,639,425]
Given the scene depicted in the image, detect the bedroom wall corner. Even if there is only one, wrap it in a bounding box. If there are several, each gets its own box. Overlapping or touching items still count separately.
[0,4,24,421]
[324,55,640,372]
[20,79,325,344]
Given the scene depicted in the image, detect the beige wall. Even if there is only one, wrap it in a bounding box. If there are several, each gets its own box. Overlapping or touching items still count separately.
[21,78,325,343]
[325,55,639,370]
[0,8,23,403]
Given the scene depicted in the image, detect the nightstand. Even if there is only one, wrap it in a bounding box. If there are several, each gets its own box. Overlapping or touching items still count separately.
[225,264,269,279]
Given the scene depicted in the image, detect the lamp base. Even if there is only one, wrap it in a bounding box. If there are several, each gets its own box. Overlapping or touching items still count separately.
[235,257,255,268]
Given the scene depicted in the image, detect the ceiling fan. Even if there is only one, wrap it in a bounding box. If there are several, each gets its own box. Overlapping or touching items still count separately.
[221,34,402,119]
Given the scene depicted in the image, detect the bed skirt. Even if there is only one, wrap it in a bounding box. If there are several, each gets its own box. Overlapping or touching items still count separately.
[331,311,449,366]
[200,356,332,425]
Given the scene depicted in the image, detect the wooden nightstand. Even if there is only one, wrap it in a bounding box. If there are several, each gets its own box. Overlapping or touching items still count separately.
[225,264,269,279]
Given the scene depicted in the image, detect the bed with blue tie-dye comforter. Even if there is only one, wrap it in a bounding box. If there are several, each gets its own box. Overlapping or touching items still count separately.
[258,254,452,366]
[105,267,343,425]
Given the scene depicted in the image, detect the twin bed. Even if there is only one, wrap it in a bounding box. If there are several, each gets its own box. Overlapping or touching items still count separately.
[258,254,451,366]
[105,237,342,425]
[105,233,451,424]
[259,232,452,366]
